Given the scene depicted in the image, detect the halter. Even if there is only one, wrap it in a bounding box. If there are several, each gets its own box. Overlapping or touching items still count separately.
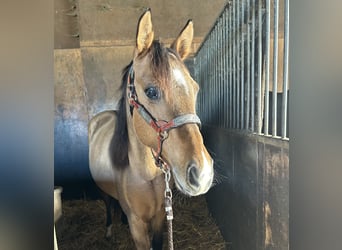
[126,66,201,171]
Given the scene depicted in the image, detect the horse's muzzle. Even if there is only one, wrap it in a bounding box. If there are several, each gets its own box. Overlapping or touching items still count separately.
[173,157,214,196]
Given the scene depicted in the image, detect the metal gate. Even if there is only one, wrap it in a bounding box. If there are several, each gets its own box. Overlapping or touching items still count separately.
[194,0,289,139]
[194,1,289,249]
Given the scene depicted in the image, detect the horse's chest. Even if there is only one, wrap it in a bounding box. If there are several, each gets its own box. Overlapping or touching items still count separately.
[121,175,165,219]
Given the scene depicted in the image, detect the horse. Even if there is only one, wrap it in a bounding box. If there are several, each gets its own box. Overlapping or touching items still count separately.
[88,9,214,250]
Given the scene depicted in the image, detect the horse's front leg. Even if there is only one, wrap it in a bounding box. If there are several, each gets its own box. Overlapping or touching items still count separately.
[151,208,165,250]
[128,214,151,250]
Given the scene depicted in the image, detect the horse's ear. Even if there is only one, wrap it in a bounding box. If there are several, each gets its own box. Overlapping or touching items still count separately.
[135,9,154,56]
[171,20,194,61]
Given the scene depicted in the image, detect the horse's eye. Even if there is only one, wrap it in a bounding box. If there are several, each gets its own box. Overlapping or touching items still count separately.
[145,86,160,100]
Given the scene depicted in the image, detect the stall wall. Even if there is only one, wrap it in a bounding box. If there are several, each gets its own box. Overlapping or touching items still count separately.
[203,127,289,250]
[54,47,132,194]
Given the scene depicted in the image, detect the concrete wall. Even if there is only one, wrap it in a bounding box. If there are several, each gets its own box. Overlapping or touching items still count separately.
[55,0,227,50]
[203,127,289,249]
[54,47,132,189]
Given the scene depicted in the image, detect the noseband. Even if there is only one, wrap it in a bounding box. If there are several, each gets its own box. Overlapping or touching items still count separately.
[127,66,201,170]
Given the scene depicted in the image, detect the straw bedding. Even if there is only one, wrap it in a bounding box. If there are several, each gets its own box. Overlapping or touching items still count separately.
[56,192,227,250]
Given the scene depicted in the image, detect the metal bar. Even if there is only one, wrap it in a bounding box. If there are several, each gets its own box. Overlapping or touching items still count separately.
[237,1,240,129]
[212,31,216,125]
[198,46,200,116]
[240,0,245,129]
[207,36,210,124]
[232,2,237,128]
[217,17,220,126]
[213,27,216,125]
[272,0,279,136]
[229,6,233,128]
[198,49,202,117]
[282,0,289,138]
[217,18,220,126]
[236,0,240,129]
[205,42,211,122]
[210,35,213,125]
[203,43,206,122]
[224,10,227,128]
[215,24,218,126]
[246,0,251,130]
[251,0,256,131]
[257,0,263,134]
[213,26,216,125]
[235,0,238,129]
[227,6,230,128]
[223,12,226,128]
[264,0,270,135]
[217,22,220,126]
[200,54,202,115]
[198,47,202,118]
[203,46,206,120]
[195,55,198,113]
[222,10,228,128]
[219,18,222,127]
[208,35,211,124]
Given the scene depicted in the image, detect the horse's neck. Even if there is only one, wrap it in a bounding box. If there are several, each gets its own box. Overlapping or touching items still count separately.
[126,107,162,181]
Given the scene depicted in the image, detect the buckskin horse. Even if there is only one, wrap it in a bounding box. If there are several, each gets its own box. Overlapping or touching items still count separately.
[88,9,214,250]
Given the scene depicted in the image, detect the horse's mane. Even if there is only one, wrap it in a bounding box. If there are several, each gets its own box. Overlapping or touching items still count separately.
[109,62,132,168]
[110,41,173,169]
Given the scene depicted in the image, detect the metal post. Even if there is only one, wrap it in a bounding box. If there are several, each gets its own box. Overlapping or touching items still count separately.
[241,0,245,129]
[264,0,271,136]
[257,0,263,134]
[236,0,240,129]
[232,2,237,128]
[251,0,256,131]
[272,0,279,137]
[222,12,226,128]
[204,45,206,122]
[216,17,219,126]
[214,29,216,125]
[229,6,233,128]
[282,0,289,139]
[218,22,220,126]
[246,0,251,131]
[209,35,213,124]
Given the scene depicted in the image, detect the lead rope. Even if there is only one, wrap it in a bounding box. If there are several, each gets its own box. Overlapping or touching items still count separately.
[163,167,174,250]
[153,133,174,250]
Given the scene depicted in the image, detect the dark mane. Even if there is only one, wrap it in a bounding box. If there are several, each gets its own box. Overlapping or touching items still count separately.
[109,62,132,168]
[110,41,173,168]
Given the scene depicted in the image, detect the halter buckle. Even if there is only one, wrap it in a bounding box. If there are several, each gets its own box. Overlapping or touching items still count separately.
[159,130,169,140]
[128,91,137,101]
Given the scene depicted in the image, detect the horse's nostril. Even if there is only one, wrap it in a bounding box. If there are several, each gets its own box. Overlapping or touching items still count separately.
[187,164,199,188]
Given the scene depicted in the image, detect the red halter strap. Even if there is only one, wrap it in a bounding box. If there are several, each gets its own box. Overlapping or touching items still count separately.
[127,67,201,170]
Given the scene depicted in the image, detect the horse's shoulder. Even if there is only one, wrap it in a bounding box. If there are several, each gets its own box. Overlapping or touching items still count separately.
[88,110,117,139]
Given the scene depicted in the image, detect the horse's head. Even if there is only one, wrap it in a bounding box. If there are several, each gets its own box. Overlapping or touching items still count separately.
[129,10,213,196]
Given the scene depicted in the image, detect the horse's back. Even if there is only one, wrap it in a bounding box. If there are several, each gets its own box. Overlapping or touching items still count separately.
[88,110,119,198]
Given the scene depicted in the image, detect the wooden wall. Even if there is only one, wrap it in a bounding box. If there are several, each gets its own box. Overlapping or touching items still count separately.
[203,127,289,249]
